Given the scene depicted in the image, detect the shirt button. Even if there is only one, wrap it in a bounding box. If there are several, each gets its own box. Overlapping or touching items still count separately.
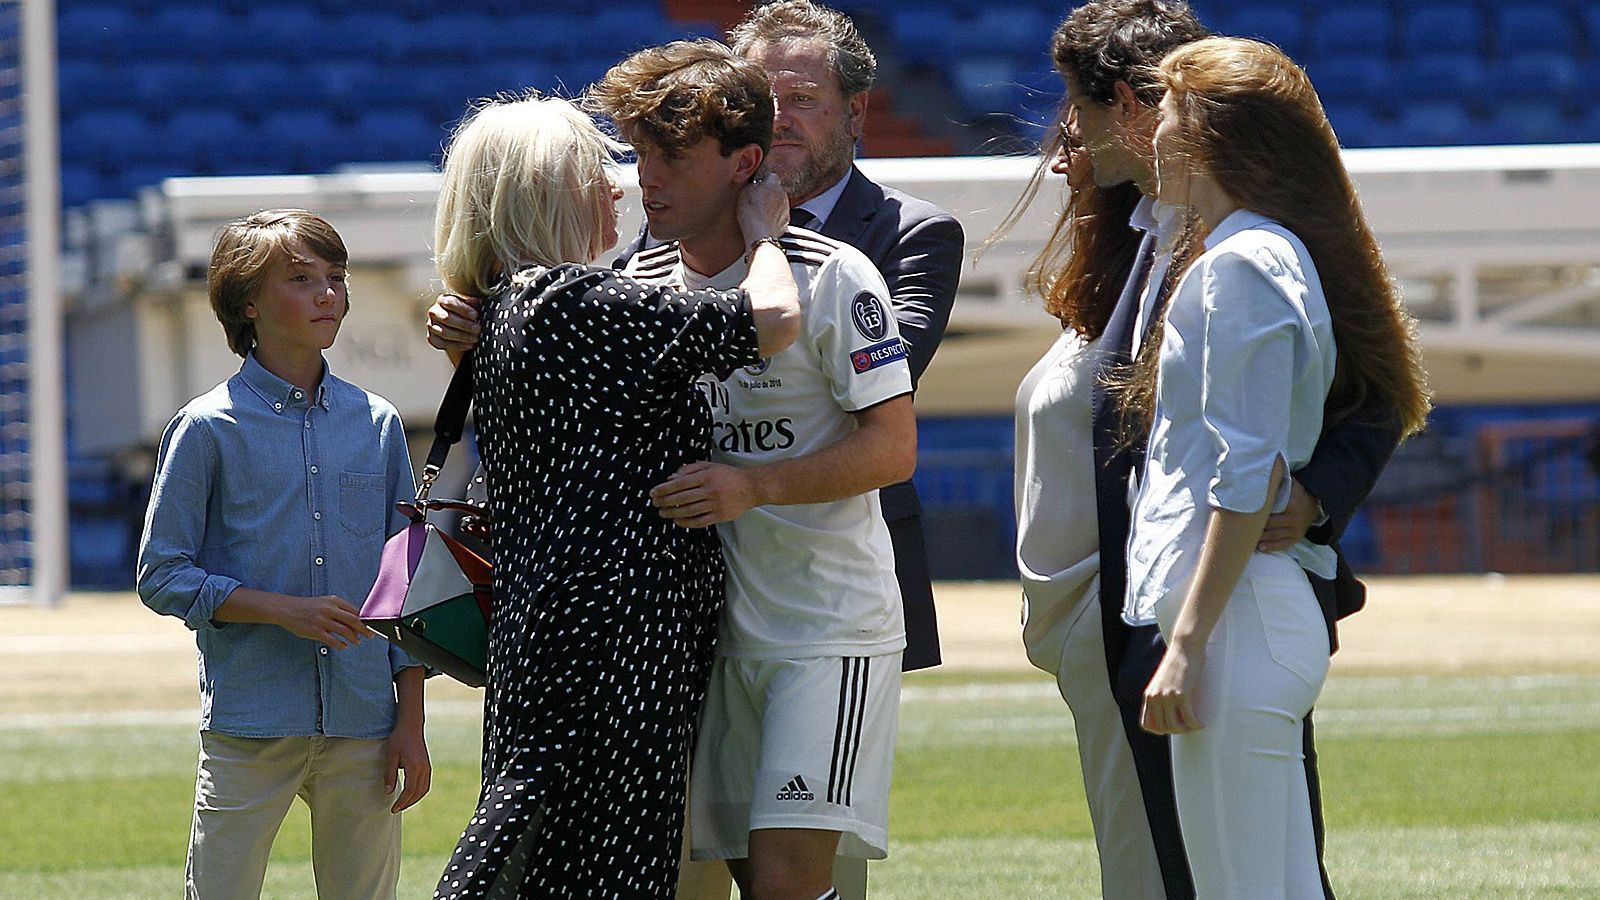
[313,511,322,520]
[273,402,283,411]
[319,647,329,655]
[293,390,303,400]
[304,421,312,429]
[315,556,324,565]
[310,465,319,474]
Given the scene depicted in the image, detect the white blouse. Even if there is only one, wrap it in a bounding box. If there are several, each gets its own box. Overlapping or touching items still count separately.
[1124,210,1338,627]
[1014,327,1103,673]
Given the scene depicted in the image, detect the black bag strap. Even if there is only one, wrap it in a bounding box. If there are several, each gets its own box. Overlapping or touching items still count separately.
[417,353,475,502]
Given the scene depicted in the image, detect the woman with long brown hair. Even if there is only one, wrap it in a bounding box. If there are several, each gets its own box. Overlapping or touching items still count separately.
[1010,109,1173,894]
[1123,37,1429,897]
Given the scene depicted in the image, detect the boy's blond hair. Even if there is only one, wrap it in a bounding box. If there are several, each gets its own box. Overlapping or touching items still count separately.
[208,209,348,358]
[434,94,625,298]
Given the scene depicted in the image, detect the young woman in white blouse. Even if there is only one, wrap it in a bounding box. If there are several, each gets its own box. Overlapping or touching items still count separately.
[1122,38,1431,898]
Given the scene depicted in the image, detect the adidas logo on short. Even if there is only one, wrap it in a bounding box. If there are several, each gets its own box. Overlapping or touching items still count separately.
[776,775,816,802]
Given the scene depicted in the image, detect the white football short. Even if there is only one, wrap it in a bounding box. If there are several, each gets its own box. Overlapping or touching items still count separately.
[689,653,902,861]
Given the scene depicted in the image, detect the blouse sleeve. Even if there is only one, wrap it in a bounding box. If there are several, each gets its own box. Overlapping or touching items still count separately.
[1198,247,1301,514]
[620,274,762,381]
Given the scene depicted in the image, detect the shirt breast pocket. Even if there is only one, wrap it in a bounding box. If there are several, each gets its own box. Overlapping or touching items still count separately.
[339,472,386,537]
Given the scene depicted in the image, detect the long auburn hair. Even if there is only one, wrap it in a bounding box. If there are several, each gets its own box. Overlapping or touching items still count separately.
[1027,132,1143,338]
[1118,37,1431,442]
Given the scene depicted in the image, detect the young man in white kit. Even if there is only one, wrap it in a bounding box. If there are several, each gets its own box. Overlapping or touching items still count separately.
[596,42,917,900]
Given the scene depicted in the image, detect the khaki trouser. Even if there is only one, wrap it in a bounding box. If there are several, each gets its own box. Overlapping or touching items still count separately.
[186,732,400,900]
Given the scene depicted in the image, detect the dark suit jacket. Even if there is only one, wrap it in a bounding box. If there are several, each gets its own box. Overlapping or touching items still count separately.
[616,166,965,668]
[1090,232,1402,654]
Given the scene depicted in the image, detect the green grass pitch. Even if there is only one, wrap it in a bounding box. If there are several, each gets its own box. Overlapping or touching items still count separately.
[3,671,1597,898]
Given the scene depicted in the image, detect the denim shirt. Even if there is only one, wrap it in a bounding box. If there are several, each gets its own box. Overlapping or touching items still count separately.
[137,354,417,738]
[1124,211,1338,627]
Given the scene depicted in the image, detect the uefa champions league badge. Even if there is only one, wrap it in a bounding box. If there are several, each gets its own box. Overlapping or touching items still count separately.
[744,358,771,376]
[851,292,889,341]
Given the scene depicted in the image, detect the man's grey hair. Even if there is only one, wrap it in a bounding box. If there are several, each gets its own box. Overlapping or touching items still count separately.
[728,0,877,97]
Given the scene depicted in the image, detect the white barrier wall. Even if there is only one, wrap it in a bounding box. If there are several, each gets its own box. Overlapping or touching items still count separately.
[64,146,1600,454]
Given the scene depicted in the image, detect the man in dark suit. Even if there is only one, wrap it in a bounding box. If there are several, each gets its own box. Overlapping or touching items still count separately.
[1056,1,1404,897]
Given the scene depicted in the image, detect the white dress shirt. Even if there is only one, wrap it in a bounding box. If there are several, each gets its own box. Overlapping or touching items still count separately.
[1124,210,1338,627]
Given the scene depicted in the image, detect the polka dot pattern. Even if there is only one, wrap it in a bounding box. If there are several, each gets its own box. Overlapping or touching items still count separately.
[434,264,760,898]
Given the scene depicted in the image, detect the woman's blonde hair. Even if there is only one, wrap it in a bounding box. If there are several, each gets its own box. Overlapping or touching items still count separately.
[1118,37,1431,443]
[434,94,625,297]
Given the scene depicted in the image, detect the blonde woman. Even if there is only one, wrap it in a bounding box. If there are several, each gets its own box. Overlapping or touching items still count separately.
[1124,38,1430,897]
[430,94,799,898]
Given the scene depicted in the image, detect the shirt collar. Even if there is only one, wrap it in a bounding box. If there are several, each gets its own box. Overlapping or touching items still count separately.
[793,168,854,229]
[240,352,332,414]
[1202,208,1274,252]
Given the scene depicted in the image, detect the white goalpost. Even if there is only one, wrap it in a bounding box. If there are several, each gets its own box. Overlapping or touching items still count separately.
[0,0,65,605]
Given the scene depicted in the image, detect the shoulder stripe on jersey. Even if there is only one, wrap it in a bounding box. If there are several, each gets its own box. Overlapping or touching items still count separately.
[782,225,846,252]
[782,249,830,268]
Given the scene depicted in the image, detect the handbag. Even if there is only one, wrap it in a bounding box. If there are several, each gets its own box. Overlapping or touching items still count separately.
[361,356,493,687]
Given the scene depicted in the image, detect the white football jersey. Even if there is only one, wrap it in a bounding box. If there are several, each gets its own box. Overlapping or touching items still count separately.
[623,227,911,659]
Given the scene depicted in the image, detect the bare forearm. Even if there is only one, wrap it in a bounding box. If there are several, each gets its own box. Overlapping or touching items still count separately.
[740,241,801,358]
[211,586,289,628]
[750,404,915,507]
[394,666,425,731]
[1168,459,1284,651]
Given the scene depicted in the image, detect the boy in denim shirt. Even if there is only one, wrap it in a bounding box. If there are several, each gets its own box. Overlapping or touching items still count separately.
[137,209,428,900]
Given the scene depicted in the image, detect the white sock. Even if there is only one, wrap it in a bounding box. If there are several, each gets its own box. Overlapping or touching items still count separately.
[815,890,840,900]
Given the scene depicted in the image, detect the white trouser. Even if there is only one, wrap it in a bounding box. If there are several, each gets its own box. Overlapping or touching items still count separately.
[1158,553,1330,900]
[187,732,400,900]
[1056,591,1168,900]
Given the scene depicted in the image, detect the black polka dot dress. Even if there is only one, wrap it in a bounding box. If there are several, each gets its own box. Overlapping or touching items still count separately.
[435,263,760,899]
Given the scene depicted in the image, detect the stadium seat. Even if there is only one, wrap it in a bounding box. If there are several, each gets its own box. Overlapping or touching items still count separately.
[1483,102,1568,145]
[131,62,235,113]
[887,9,961,68]
[238,7,341,62]
[950,57,1025,120]
[1493,4,1577,56]
[120,6,238,63]
[321,11,413,63]
[61,110,168,167]
[164,110,254,171]
[1304,56,1395,116]
[951,9,1054,59]
[257,109,344,173]
[1321,103,1386,148]
[1401,3,1485,56]
[346,110,446,164]
[1310,4,1394,58]
[1497,52,1579,105]
[1398,53,1486,107]
[57,60,129,114]
[1392,100,1472,146]
[59,165,108,208]
[1221,5,1308,57]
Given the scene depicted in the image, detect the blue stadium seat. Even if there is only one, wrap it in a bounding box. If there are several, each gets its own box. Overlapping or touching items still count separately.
[950,57,1024,118]
[216,62,300,116]
[888,9,960,68]
[56,5,136,62]
[1310,4,1394,58]
[589,6,674,56]
[346,110,445,164]
[165,110,253,171]
[1321,104,1385,148]
[116,164,188,198]
[1304,56,1394,116]
[61,110,165,167]
[120,6,239,62]
[1401,3,1484,56]
[1483,102,1568,145]
[60,164,108,207]
[1497,52,1579,104]
[322,11,413,63]
[58,60,130,114]
[239,7,341,62]
[258,109,344,173]
[1494,3,1577,56]
[131,62,235,113]
[501,13,587,60]
[1572,106,1600,143]
[1399,53,1486,107]
[1221,5,1308,57]
[393,12,502,63]
[951,9,1054,60]
[1585,5,1600,55]
[1393,100,1472,146]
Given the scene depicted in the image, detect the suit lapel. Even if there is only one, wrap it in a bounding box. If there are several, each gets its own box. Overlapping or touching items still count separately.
[1091,232,1156,432]
[819,166,878,248]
